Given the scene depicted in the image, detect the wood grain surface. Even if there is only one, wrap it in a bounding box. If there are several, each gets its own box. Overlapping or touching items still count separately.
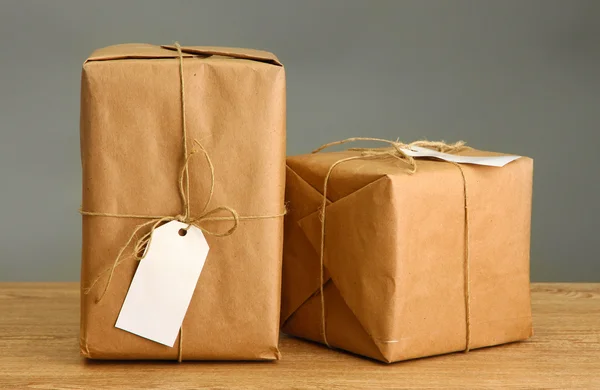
[0,283,598,389]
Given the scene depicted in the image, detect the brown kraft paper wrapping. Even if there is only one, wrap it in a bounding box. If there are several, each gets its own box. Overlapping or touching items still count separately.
[281,144,533,363]
[80,44,286,360]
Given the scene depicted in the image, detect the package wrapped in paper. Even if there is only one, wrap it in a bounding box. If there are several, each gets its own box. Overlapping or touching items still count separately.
[80,44,286,360]
[281,139,533,363]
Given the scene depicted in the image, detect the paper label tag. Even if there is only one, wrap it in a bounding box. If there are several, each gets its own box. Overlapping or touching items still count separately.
[402,146,521,167]
[115,220,209,347]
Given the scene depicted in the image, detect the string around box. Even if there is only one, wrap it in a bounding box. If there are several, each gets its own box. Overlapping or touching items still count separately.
[79,42,286,362]
[312,137,473,354]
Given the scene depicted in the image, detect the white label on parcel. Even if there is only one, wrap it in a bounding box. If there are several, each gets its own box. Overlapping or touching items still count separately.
[115,220,209,347]
[402,146,521,167]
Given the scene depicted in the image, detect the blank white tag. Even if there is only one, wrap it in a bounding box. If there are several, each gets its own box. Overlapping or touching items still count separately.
[403,146,521,167]
[115,220,209,347]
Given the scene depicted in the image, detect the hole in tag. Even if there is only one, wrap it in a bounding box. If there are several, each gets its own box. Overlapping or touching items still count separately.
[178,228,188,237]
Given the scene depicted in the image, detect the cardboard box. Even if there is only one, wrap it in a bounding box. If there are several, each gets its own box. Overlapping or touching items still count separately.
[281,145,533,362]
[80,44,286,360]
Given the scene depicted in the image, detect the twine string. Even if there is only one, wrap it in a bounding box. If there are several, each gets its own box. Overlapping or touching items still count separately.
[312,137,471,352]
[80,42,285,362]
[453,162,471,352]
[177,42,191,222]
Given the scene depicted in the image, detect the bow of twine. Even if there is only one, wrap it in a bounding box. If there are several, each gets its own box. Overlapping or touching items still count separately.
[312,137,473,353]
[80,139,240,304]
[312,136,468,174]
[79,42,286,362]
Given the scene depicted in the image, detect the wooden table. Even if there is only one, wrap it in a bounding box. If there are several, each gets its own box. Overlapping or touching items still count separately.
[0,283,598,389]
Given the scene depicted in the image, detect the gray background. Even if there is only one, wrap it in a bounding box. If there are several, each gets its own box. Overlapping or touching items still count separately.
[0,0,598,282]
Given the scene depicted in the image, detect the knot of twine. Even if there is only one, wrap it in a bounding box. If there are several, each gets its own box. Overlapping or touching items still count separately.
[312,137,467,174]
[312,137,472,354]
[80,42,285,362]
